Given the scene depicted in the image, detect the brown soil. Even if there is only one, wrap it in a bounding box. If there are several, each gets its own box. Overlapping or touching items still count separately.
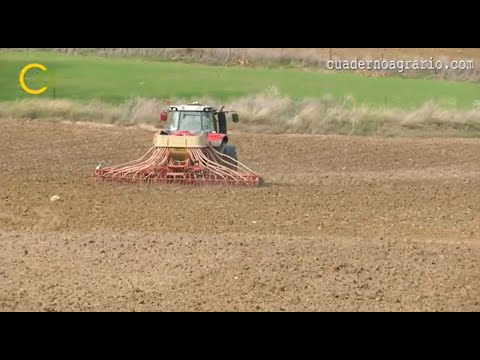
[0,119,479,311]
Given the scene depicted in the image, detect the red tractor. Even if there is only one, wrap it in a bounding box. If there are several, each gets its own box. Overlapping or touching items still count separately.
[158,102,240,168]
[94,102,261,186]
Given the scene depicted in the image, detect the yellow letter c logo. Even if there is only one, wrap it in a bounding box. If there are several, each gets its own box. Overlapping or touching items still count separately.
[19,63,48,95]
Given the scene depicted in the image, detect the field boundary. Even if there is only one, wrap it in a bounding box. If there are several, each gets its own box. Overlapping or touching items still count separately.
[1,96,480,138]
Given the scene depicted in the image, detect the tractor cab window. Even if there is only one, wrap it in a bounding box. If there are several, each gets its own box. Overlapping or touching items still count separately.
[169,111,216,133]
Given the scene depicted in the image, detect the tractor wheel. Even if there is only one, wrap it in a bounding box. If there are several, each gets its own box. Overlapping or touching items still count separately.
[223,145,238,171]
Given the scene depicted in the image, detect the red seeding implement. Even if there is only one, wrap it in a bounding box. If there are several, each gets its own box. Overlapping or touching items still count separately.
[94,102,261,186]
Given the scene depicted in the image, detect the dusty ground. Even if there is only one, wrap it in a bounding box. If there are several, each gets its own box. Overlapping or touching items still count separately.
[0,118,479,311]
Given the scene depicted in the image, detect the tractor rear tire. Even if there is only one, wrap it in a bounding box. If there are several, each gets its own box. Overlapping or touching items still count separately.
[223,145,238,171]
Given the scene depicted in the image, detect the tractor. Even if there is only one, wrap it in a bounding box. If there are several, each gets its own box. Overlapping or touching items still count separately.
[94,102,260,186]
[158,102,239,169]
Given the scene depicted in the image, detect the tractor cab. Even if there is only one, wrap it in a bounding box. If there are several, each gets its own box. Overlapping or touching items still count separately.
[169,107,217,133]
[160,102,239,136]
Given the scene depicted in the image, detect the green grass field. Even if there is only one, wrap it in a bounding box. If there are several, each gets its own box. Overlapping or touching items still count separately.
[1,50,479,109]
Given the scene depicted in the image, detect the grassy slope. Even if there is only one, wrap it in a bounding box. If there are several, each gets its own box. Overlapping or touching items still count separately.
[1,51,479,109]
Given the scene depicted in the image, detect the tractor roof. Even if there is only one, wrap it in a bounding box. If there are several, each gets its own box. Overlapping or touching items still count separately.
[170,102,216,112]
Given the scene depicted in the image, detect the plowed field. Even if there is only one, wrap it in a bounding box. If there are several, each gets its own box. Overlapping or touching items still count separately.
[1,119,478,311]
